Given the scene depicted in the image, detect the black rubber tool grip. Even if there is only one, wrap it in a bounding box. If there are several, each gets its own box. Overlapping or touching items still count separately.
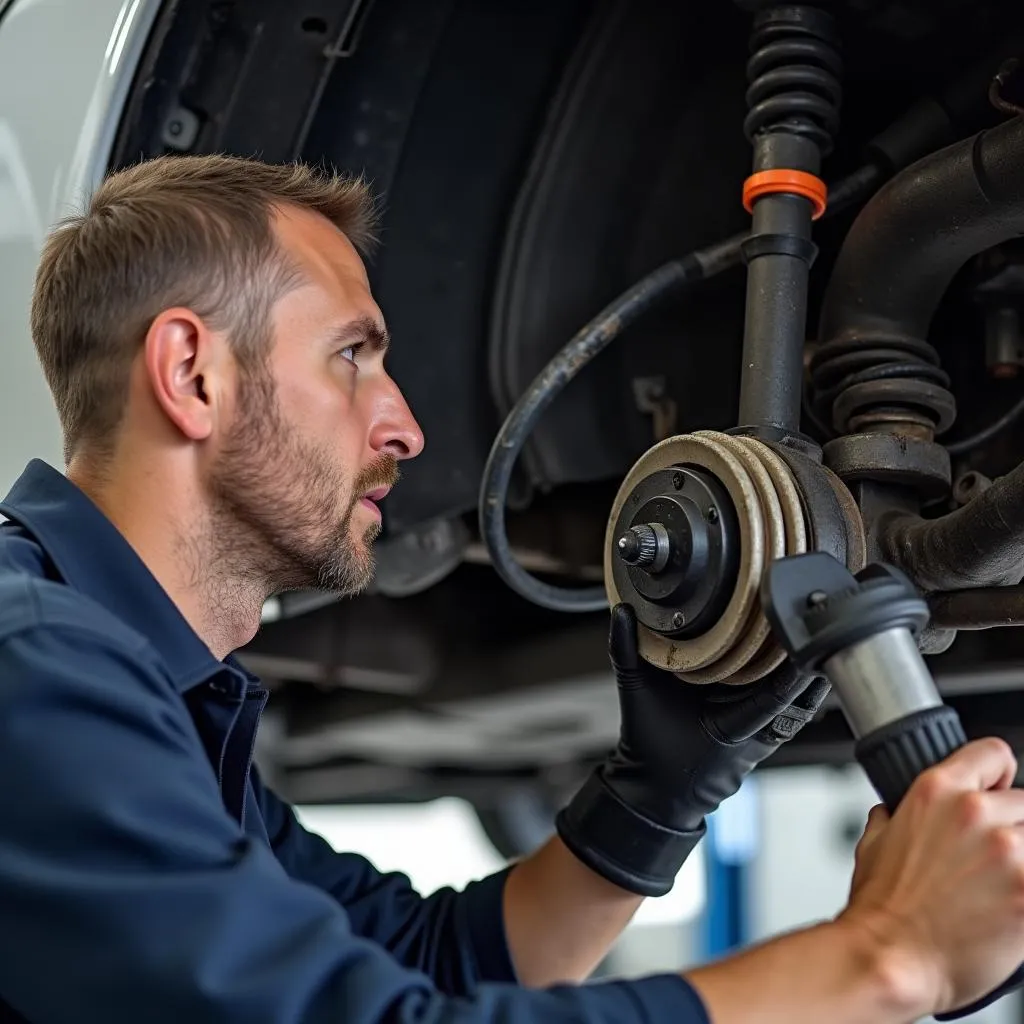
[854,705,967,813]
[849,658,1024,1019]
[763,553,1024,1019]
[857,704,1024,1020]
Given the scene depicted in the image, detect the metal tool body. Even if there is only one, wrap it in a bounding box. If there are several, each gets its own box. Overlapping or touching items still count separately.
[762,552,1023,1020]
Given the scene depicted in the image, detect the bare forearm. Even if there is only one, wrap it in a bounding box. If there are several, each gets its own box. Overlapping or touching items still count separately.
[503,835,643,987]
[503,843,932,1023]
[685,916,930,1024]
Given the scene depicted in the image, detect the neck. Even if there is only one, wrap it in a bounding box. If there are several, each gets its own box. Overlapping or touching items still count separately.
[69,457,266,660]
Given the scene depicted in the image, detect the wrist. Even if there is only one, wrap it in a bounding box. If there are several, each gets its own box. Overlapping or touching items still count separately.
[685,917,936,1024]
[556,767,705,897]
[830,909,943,1022]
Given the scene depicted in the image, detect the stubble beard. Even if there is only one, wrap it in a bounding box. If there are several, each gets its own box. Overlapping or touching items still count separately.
[202,366,398,603]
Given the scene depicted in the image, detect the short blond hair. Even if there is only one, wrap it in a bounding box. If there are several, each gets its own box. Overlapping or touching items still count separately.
[30,153,377,462]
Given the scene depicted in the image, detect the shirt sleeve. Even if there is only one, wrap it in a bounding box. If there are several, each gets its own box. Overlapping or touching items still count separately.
[252,769,518,994]
[0,621,710,1024]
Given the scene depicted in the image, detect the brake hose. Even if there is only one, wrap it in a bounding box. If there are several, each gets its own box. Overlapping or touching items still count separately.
[478,164,882,613]
[946,392,1024,457]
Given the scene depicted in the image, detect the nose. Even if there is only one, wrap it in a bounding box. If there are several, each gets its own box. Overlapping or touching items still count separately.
[368,376,425,460]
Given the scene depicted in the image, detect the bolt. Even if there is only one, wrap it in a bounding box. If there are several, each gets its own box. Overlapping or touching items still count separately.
[706,506,719,524]
[617,532,639,561]
[168,120,182,136]
[671,611,686,629]
[807,590,828,609]
[617,525,658,567]
[672,471,684,490]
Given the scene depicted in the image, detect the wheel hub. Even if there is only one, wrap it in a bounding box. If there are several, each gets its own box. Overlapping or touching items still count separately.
[610,465,739,640]
[604,430,865,684]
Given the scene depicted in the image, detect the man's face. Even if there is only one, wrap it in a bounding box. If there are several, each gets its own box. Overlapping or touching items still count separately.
[206,205,424,596]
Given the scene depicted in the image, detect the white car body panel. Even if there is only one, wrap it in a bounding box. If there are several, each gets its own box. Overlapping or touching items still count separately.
[0,0,161,491]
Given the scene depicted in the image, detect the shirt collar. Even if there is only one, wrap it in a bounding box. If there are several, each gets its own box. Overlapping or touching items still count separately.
[0,459,251,693]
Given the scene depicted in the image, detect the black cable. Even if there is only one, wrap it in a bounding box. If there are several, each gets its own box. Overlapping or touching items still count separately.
[826,163,884,214]
[479,165,881,613]
[946,392,1024,456]
[479,256,708,612]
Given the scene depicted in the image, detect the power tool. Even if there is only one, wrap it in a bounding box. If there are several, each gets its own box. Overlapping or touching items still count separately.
[762,551,1024,1022]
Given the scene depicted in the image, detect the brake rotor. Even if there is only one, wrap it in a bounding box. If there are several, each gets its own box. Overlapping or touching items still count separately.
[683,432,807,684]
[605,430,809,685]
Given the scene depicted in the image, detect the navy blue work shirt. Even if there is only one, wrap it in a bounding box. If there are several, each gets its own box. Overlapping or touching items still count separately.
[0,459,709,1023]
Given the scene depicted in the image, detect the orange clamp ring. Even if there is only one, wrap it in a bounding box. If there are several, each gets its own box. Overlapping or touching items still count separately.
[743,169,828,220]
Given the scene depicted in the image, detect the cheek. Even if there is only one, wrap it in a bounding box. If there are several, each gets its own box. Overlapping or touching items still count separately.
[275,366,368,464]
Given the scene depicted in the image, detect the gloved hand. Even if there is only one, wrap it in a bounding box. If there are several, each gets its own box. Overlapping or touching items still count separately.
[556,602,831,897]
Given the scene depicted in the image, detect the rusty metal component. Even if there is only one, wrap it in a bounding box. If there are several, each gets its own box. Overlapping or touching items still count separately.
[682,433,807,685]
[673,446,784,683]
[813,114,1024,453]
[605,431,810,685]
[929,586,1024,631]
[952,470,994,508]
[823,432,951,502]
[632,376,679,441]
[834,374,957,439]
[827,463,867,575]
[879,456,1024,592]
[737,5,841,433]
[769,441,866,574]
[808,331,955,442]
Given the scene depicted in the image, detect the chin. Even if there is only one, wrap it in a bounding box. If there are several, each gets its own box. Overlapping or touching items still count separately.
[356,505,384,531]
[348,528,380,573]
[360,519,383,546]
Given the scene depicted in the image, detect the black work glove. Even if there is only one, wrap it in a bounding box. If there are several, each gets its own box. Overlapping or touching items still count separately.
[556,603,830,897]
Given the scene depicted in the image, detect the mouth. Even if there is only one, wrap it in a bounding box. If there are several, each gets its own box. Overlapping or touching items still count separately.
[359,485,391,518]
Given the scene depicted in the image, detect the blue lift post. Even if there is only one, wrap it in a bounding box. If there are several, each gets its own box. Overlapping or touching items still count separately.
[701,778,759,959]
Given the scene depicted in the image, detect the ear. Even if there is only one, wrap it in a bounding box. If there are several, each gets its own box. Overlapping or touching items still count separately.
[142,307,221,442]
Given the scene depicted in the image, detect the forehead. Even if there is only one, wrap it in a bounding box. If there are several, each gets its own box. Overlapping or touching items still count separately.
[271,203,376,310]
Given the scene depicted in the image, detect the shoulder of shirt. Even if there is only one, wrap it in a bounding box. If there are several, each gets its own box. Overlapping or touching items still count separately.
[0,571,159,672]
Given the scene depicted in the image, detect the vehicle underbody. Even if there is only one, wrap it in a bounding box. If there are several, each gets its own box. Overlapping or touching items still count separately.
[109,0,1024,852]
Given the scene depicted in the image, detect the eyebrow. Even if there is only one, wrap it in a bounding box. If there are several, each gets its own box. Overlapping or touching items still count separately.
[329,316,390,355]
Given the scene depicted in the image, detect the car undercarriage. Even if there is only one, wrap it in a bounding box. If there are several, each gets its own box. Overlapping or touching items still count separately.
[107,0,1024,852]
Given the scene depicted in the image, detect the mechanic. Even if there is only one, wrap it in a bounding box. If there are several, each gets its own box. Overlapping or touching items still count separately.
[1,154,1023,1024]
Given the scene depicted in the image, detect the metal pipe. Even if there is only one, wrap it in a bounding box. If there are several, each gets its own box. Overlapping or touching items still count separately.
[819,114,1024,351]
[812,115,1024,442]
[880,457,1024,591]
[928,586,1024,631]
[807,43,1024,443]
[738,133,821,431]
[737,4,839,433]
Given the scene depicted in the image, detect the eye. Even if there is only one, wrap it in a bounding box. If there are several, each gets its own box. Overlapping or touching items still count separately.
[339,344,361,364]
